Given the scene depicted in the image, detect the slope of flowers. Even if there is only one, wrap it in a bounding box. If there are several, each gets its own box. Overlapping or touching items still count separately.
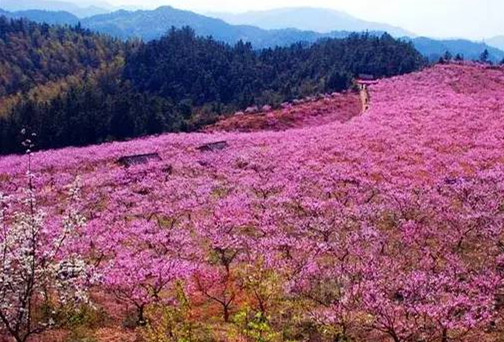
[1,63,504,341]
[205,92,362,132]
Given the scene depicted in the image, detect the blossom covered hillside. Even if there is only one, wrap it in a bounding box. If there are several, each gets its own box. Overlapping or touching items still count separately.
[206,92,362,132]
[1,63,504,341]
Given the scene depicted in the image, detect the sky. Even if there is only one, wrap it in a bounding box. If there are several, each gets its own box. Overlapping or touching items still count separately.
[72,0,504,39]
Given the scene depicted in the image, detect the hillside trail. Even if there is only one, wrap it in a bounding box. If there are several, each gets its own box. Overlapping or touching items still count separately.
[360,85,370,113]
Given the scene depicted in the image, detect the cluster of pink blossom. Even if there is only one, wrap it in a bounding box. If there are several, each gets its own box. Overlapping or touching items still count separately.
[1,63,504,340]
[206,91,361,132]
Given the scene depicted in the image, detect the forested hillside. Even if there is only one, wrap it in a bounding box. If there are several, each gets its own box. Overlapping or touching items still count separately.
[0,17,183,153]
[0,18,425,154]
[125,27,423,108]
[0,17,123,97]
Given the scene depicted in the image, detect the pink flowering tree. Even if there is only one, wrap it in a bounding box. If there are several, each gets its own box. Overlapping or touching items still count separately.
[192,192,257,323]
[86,168,200,326]
[102,218,194,325]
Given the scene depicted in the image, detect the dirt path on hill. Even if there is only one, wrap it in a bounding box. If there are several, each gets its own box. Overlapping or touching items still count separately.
[360,86,370,113]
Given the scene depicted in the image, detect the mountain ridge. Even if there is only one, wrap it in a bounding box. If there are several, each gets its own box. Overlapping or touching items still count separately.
[0,9,80,25]
[1,5,503,62]
[206,7,413,37]
[80,6,362,48]
[0,0,111,17]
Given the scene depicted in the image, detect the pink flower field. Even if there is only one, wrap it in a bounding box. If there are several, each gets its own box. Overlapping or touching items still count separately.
[2,63,504,341]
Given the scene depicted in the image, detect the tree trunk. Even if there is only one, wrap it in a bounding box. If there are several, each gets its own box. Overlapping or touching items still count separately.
[137,305,146,326]
[223,305,230,323]
[441,328,448,342]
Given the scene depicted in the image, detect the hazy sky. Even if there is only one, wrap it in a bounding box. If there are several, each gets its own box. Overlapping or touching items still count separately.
[88,0,503,39]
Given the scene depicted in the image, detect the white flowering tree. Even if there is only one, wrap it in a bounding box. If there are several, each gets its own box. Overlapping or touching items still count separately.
[0,133,90,342]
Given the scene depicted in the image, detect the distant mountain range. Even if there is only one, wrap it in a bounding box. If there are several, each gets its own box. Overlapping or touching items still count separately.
[80,6,359,48]
[487,36,504,51]
[0,0,112,17]
[207,7,413,37]
[1,5,503,62]
[0,9,80,25]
